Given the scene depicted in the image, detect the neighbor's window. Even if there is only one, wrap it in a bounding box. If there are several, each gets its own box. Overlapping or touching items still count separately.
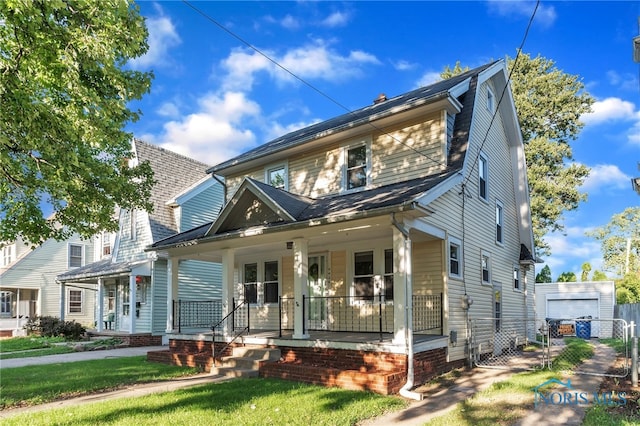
[243,263,258,304]
[102,231,112,256]
[264,261,279,304]
[354,251,374,301]
[449,237,463,279]
[2,244,14,267]
[345,143,368,190]
[496,201,504,244]
[69,289,83,314]
[478,153,488,201]
[266,165,287,190]
[487,87,495,113]
[481,251,491,284]
[1,291,12,315]
[69,244,83,268]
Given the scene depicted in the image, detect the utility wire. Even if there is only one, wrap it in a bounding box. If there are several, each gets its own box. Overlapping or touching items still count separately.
[181,0,445,169]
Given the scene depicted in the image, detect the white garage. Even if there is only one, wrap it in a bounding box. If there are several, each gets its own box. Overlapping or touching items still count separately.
[535,281,615,338]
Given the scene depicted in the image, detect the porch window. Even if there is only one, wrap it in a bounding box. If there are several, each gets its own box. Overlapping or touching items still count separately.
[383,249,394,301]
[68,244,84,268]
[0,291,12,316]
[449,237,463,279]
[495,201,503,244]
[264,261,279,304]
[243,263,258,304]
[68,289,83,314]
[513,265,521,291]
[354,251,374,301]
[478,153,488,201]
[481,251,491,284]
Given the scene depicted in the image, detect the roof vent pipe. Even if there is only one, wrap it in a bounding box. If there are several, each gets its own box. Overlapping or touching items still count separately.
[373,93,387,104]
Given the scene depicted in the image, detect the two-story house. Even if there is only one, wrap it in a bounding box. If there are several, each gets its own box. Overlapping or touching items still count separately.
[150,60,536,395]
[0,232,109,337]
[56,140,224,346]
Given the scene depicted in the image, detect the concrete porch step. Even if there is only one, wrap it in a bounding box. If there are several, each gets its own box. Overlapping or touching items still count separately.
[210,347,280,379]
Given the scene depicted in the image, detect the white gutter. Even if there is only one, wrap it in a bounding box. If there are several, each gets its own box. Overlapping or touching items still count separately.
[391,214,423,401]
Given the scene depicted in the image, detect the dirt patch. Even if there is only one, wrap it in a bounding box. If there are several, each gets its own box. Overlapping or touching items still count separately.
[598,357,640,419]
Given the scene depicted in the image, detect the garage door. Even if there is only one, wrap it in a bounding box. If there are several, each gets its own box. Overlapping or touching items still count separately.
[547,298,599,337]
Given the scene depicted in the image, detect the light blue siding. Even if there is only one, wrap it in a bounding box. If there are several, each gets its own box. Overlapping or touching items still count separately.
[180,182,224,231]
[152,259,168,334]
[178,260,222,300]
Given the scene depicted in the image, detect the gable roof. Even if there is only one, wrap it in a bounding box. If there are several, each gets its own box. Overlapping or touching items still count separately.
[133,140,211,242]
[207,61,498,176]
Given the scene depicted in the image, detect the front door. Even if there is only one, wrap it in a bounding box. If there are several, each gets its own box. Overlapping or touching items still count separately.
[119,279,131,331]
[308,254,327,330]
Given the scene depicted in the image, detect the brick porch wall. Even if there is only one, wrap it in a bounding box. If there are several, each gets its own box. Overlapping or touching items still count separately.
[147,339,233,372]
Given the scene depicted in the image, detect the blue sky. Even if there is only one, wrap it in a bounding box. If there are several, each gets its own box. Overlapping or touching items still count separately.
[128,1,640,280]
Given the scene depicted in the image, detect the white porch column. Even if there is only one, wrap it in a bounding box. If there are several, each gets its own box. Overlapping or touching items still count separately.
[166,257,179,333]
[293,238,309,339]
[221,248,235,336]
[16,289,21,330]
[129,274,136,333]
[59,284,65,321]
[97,278,104,332]
[392,225,412,345]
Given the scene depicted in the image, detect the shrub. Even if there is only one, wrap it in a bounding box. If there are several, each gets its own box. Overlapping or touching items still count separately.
[24,316,86,340]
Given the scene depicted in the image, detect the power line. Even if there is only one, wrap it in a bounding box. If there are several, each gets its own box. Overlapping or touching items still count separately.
[180,0,446,169]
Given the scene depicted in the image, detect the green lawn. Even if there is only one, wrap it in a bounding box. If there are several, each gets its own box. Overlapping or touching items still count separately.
[0,336,126,360]
[2,377,406,426]
[0,336,65,352]
[0,356,200,408]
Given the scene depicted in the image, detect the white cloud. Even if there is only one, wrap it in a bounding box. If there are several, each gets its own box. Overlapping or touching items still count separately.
[280,14,300,30]
[543,226,602,278]
[582,164,632,193]
[147,92,261,165]
[220,41,380,90]
[581,97,636,125]
[393,60,417,71]
[416,72,442,88]
[606,70,639,92]
[321,11,351,28]
[156,102,180,118]
[130,12,181,69]
[486,0,557,27]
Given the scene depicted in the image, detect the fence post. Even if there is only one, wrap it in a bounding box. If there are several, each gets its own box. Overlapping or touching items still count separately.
[379,293,383,342]
[631,321,638,387]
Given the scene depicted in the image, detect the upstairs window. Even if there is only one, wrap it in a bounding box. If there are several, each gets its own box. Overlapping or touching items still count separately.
[343,141,370,191]
[478,153,488,201]
[69,244,84,268]
[495,201,504,244]
[487,87,495,113]
[1,244,14,267]
[102,231,112,256]
[265,164,287,190]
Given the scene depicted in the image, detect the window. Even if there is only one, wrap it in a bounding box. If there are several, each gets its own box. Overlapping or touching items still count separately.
[495,201,503,244]
[344,142,369,191]
[2,244,14,266]
[513,265,521,291]
[264,261,279,304]
[493,283,502,331]
[481,251,491,284]
[243,263,258,304]
[487,87,495,112]
[102,232,111,256]
[354,251,374,301]
[0,291,12,316]
[478,153,488,201]
[136,276,150,304]
[265,165,287,190]
[383,249,394,301]
[242,261,279,305]
[69,244,83,268]
[69,289,83,314]
[448,237,463,279]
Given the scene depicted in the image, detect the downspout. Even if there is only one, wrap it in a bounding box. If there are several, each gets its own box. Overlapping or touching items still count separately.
[391,214,423,401]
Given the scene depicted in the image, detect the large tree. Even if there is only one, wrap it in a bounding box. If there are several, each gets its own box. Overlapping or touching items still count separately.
[0,0,154,246]
[443,53,593,256]
[587,207,640,276]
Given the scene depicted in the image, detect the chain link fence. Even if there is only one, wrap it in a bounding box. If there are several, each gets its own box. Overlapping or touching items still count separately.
[470,317,630,378]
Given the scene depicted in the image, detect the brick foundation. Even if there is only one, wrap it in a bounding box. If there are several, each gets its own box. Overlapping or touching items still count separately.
[148,339,234,372]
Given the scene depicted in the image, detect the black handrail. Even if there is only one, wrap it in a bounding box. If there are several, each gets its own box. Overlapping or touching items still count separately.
[212,299,249,366]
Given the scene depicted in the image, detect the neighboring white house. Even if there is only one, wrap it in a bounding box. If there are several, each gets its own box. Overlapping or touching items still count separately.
[535,281,616,338]
[57,140,225,346]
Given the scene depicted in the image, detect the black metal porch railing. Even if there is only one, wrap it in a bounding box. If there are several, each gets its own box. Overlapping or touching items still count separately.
[173,299,223,333]
[279,293,443,339]
[212,298,249,365]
